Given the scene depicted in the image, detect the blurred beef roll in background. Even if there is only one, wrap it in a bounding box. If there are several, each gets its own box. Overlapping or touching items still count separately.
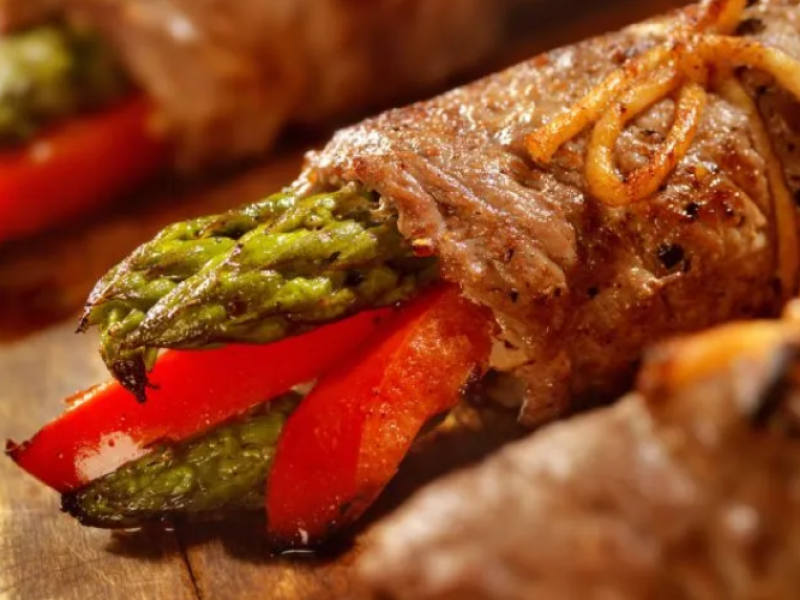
[62,0,561,167]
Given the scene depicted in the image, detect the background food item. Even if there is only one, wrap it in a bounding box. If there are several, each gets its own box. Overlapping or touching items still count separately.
[0,0,594,247]
[0,24,128,143]
[64,0,547,167]
[360,315,800,600]
[0,21,167,244]
[0,98,167,242]
[0,0,625,247]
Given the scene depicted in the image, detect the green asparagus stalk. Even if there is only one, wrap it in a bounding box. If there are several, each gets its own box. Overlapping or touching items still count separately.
[80,187,436,400]
[62,395,300,528]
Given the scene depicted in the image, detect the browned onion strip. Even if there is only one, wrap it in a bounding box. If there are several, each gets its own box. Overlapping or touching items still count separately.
[694,0,747,34]
[526,0,739,168]
[580,36,800,207]
[526,45,671,164]
[696,35,800,100]
[717,78,800,299]
[585,77,706,206]
[527,1,800,207]
[524,0,800,296]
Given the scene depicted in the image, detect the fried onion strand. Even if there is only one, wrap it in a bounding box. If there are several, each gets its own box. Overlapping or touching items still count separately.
[586,77,707,206]
[525,0,800,296]
[694,0,748,33]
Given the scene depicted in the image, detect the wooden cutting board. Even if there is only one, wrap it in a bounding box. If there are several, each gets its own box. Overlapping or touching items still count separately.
[0,2,689,598]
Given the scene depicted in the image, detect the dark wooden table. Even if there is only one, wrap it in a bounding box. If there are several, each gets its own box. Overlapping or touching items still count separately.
[0,2,688,598]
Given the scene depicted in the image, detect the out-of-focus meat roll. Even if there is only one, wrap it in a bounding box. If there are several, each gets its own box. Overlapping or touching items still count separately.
[361,309,800,600]
[63,0,537,167]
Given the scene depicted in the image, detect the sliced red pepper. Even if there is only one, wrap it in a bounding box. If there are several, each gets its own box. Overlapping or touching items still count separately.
[266,284,493,546]
[0,97,168,242]
[8,309,390,492]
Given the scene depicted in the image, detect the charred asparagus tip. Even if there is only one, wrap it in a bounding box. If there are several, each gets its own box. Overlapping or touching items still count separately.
[82,188,437,396]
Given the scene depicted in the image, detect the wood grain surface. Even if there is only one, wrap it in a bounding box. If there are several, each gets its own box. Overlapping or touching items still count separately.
[0,1,688,598]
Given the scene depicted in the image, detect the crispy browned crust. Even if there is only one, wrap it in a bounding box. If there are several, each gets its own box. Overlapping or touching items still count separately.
[360,314,800,600]
[300,0,800,424]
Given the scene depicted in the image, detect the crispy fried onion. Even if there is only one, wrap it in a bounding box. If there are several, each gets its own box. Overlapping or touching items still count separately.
[526,0,800,296]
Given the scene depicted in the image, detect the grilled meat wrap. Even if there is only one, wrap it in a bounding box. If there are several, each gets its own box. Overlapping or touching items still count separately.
[11,0,800,543]
[82,0,800,421]
[296,0,800,424]
[361,307,800,600]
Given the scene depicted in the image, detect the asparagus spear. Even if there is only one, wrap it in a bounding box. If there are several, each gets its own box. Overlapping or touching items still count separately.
[62,394,300,528]
[80,187,436,400]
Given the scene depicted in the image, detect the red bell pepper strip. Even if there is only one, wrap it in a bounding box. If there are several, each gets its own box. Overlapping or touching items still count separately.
[266,284,493,547]
[0,97,168,242]
[8,309,390,492]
